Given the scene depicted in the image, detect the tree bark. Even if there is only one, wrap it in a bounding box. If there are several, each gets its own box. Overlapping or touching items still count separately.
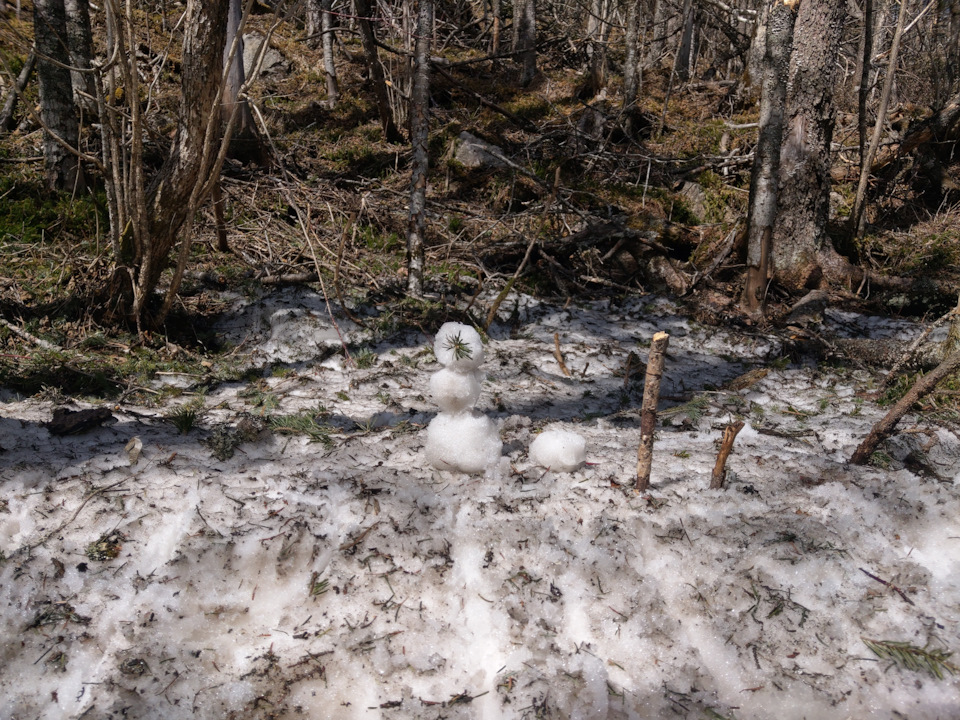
[622,0,641,112]
[321,0,340,105]
[63,0,94,110]
[136,0,230,315]
[771,0,848,291]
[648,0,670,65]
[636,331,669,491]
[741,0,796,314]
[711,421,744,489]
[33,0,82,192]
[223,0,257,148]
[585,0,608,92]
[406,0,432,297]
[675,1,696,80]
[739,0,769,106]
[355,0,403,142]
[517,0,537,86]
[855,0,874,169]
[306,0,322,48]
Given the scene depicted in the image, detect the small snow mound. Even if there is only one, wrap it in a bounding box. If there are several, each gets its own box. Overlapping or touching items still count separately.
[425,412,502,474]
[530,428,587,471]
[434,322,484,371]
[429,368,481,413]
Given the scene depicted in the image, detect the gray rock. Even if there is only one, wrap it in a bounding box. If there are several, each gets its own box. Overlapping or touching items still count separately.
[454,132,507,169]
[243,33,290,78]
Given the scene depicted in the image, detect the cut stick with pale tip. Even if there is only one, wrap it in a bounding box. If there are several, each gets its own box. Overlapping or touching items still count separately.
[636,331,670,491]
[711,421,745,489]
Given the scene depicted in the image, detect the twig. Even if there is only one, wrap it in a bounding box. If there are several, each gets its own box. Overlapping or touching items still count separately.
[553,333,572,377]
[859,567,915,605]
[710,421,745,489]
[339,522,380,551]
[12,477,130,557]
[636,332,670,491]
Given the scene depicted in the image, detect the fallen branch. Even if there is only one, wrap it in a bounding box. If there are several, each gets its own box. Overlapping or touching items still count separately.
[636,332,670,491]
[850,350,960,465]
[0,317,61,352]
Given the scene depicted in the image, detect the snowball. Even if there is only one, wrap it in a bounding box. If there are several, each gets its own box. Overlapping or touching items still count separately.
[434,322,484,371]
[429,367,482,413]
[530,429,587,472]
[425,412,502,474]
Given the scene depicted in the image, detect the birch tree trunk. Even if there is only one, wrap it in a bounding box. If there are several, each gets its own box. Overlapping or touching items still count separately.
[33,0,82,192]
[622,0,640,111]
[321,0,340,105]
[517,0,537,86]
[306,0,322,48]
[771,0,848,290]
[741,0,796,313]
[406,0,432,297]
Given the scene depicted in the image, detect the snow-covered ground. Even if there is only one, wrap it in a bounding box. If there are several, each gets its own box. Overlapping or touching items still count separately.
[2,289,959,719]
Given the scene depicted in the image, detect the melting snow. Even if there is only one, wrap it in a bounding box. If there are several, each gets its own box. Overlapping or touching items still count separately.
[1,289,959,719]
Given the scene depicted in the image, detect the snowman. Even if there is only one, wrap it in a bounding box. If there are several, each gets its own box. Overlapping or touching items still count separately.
[424,322,502,474]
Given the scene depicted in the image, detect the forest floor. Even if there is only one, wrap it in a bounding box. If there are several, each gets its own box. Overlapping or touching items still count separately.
[2,285,960,720]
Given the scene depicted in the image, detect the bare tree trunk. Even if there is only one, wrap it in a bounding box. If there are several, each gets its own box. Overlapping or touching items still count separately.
[856,0,874,167]
[738,0,769,106]
[491,0,501,56]
[321,0,339,105]
[224,0,255,136]
[406,0,432,297]
[585,0,606,91]
[770,0,848,291]
[63,0,94,110]
[517,0,537,86]
[850,0,907,240]
[622,0,640,111]
[306,0,322,48]
[33,0,82,192]
[675,1,696,80]
[648,0,669,65]
[355,0,403,142]
[741,0,795,314]
[131,0,230,321]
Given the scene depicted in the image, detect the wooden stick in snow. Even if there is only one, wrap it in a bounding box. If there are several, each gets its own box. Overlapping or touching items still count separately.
[850,350,960,465]
[636,332,669,491]
[711,421,745,489]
